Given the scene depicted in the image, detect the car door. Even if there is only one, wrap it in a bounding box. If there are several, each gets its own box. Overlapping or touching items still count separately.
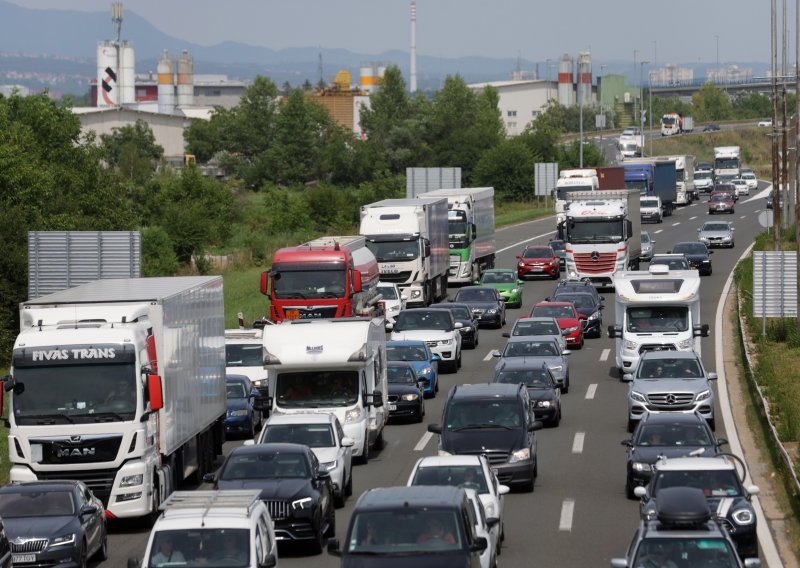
[335,418,352,482]
[310,452,331,516]
[77,485,100,554]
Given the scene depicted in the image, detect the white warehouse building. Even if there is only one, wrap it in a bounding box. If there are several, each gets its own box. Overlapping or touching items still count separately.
[468,79,558,136]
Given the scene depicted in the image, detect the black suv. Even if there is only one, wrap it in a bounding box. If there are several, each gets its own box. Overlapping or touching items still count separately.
[669,242,713,276]
[452,286,506,328]
[428,383,543,492]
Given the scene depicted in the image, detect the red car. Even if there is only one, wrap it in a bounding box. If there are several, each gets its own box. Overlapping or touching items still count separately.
[516,245,561,279]
[530,301,584,349]
[708,192,735,215]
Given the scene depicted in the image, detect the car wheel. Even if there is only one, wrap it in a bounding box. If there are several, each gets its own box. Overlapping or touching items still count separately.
[78,541,88,568]
[373,428,385,451]
[248,417,256,440]
[325,501,337,538]
[416,399,424,423]
[625,480,637,500]
[552,408,561,427]
[311,516,325,554]
[357,434,370,465]
[334,486,346,508]
[520,477,534,493]
[435,377,439,393]
[457,349,462,369]
[561,378,569,395]
[345,469,353,496]
[708,418,716,432]
[94,524,108,561]
[627,419,636,433]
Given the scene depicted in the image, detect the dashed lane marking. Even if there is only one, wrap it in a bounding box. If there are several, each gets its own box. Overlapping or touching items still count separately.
[572,432,585,454]
[600,348,610,361]
[740,215,747,219]
[585,384,597,399]
[672,222,681,226]
[654,229,663,234]
[414,432,433,451]
[559,499,575,531]
[483,350,496,361]
[690,216,697,220]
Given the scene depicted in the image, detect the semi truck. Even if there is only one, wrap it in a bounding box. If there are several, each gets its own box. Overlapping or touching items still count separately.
[665,154,696,203]
[597,166,626,190]
[416,187,496,285]
[660,113,683,136]
[4,277,228,520]
[554,169,599,225]
[562,189,641,288]
[359,197,449,307]
[652,160,678,216]
[263,317,388,464]
[713,146,741,183]
[618,134,643,159]
[261,235,381,322]
[622,161,654,195]
[607,264,710,374]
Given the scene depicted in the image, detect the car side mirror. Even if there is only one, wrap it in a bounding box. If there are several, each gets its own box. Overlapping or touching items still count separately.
[608,325,622,338]
[697,228,701,232]
[622,373,633,382]
[386,322,394,331]
[743,559,762,568]
[709,250,714,254]
[427,423,442,434]
[80,504,99,516]
[621,439,632,447]
[716,437,728,446]
[693,323,710,337]
[470,537,488,553]
[491,350,501,357]
[202,473,215,484]
[128,559,141,568]
[562,350,572,355]
[341,436,355,447]
[431,355,441,362]
[502,332,510,338]
[317,470,331,480]
[244,439,255,446]
[746,485,760,496]
[498,484,510,495]
[707,373,718,381]
[327,538,342,557]
[486,516,500,528]
[610,559,628,568]
[454,322,463,329]
[633,486,647,499]
[372,390,383,407]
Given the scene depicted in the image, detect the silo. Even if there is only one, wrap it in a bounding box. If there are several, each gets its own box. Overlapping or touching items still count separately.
[97,41,119,107]
[157,50,175,114]
[120,42,136,105]
[577,52,592,106]
[360,64,376,94]
[558,54,574,106]
[176,49,194,108]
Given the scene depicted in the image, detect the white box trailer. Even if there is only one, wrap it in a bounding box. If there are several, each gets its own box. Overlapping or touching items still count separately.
[607,265,710,373]
[263,317,388,464]
[416,187,496,284]
[360,197,449,307]
[7,276,227,519]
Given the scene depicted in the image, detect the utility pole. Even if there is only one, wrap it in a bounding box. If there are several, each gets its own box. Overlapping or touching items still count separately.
[772,0,781,251]
[633,49,638,127]
[795,0,799,330]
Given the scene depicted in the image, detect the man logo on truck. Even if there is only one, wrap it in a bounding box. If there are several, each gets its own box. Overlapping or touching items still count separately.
[57,448,96,458]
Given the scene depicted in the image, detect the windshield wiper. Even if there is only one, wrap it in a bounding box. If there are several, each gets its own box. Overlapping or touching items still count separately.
[86,411,129,422]
[32,413,75,424]
[451,423,513,431]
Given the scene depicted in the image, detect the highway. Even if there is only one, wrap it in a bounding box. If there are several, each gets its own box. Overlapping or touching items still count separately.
[103,183,773,567]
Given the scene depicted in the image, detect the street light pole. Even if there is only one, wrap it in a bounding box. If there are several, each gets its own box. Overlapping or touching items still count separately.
[546,58,552,103]
[715,35,719,79]
[633,49,639,125]
[649,72,653,157]
[640,61,649,153]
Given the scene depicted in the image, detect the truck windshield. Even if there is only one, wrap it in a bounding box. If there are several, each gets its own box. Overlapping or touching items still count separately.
[556,185,593,200]
[346,510,462,554]
[448,211,469,247]
[714,157,739,170]
[275,370,359,408]
[566,219,624,243]
[624,179,649,192]
[662,117,676,125]
[695,171,712,179]
[149,528,250,567]
[12,364,137,424]
[366,239,420,261]
[626,306,689,333]
[272,264,346,299]
[640,199,659,208]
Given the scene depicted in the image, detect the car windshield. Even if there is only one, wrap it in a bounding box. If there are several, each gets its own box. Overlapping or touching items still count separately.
[346,511,462,554]
[0,490,75,517]
[395,311,452,331]
[633,538,738,568]
[442,306,472,320]
[226,382,248,399]
[641,199,660,208]
[626,306,689,333]
[221,452,308,480]
[445,399,523,430]
[377,286,398,300]
[702,223,730,232]
[455,289,496,302]
[674,243,708,255]
[503,341,559,357]
[653,469,742,497]
[554,293,595,309]
[387,345,429,362]
[532,305,575,319]
[387,365,417,384]
[635,423,713,447]
[261,424,335,448]
[695,171,713,179]
[512,321,560,336]
[410,465,489,494]
[482,272,516,284]
[710,194,730,202]
[637,358,703,379]
[650,257,689,270]
[522,248,553,259]
[641,232,651,243]
[149,528,250,568]
[225,343,263,367]
[275,370,358,408]
[495,368,553,389]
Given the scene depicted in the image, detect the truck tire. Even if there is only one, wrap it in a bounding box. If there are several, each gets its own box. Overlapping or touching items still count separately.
[357,433,370,465]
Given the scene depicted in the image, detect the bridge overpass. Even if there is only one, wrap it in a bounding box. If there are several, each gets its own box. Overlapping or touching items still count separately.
[651,76,797,97]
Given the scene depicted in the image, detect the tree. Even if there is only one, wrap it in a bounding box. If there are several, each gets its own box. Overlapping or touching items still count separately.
[732,92,772,119]
[472,139,536,201]
[692,83,732,122]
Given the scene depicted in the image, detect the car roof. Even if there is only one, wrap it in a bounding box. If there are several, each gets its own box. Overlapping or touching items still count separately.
[639,412,710,427]
[450,383,522,399]
[356,485,466,509]
[414,455,484,468]
[506,335,558,344]
[655,456,736,471]
[639,350,700,361]
[553,291,595,299]
[496,358,552,372]
[0,480,80,493]
[226,374,251,383]
[458,285,498,291]
[229,442,309,456]
[388,360,416,370]
[387,339,428,347]
[535,301,574,307]
[265,413,338,426]
[484,268,515,273]
[435,303,472,311]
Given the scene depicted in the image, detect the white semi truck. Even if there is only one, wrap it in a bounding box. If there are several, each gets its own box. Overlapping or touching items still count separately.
[263,317,388,464]
[655,154,696,205]
[563,189,641,288]
[555,169,599,226]
[607,264,710,374]
[416,187,496,284]
[360,197,449,307]
[713,146,741,183]
[4,277,228,520]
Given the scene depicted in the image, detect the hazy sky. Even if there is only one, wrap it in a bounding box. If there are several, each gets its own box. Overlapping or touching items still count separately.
[11,0,778,64]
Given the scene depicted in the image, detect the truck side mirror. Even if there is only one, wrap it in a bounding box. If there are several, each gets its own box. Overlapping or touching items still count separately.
[471,222,477,240]
[372,390,383,408]
[693,324,710,337]
[607,325,622,338]
[626,219,633,239]
[424,239,431,258]
[147,374,164,412]
[352,270,363,293]
[260,271,270,296]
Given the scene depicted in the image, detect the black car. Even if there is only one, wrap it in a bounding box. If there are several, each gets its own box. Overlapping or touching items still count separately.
[387,361,425,423]
[621,412,726,498]
[205,443,335,554]
[766,193,784,209]
[550,291,603,338]
[669,242,713,276]
[548,239,567,268]
[702,123,720,132]
[428,383,543,492]
[452,286,506,329]
[554,278,603,305]
[494,360,562,427]
[0,480,107,567]
[649,253,691,271]
[434,302,480,348]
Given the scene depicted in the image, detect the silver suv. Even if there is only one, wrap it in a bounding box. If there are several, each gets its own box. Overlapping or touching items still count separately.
[624,351,717,432]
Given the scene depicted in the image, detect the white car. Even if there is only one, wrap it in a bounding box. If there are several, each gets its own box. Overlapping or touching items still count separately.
[741,172,758,191]
[406,454,509,555]
[253,413,354,507]
[731,178,749,196]
[225,328,269,397]
[390,308,463,372]
[758,118,772,127]
[376,281,406,329]
[464,488,499,568]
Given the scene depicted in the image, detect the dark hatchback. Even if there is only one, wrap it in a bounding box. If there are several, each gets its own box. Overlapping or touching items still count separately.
[494,361,561,427]
[551,291,603,338]
[0,480,107,567]
[428,383,543,492]
[452,286,506,329]
[669,242,713,276]
[434,302,479,349]
[204,443,335,554]
[621,412,726,498]
[387,362,425,423]
[225,374,264,438]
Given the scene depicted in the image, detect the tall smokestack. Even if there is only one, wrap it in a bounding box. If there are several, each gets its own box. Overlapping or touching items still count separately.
[410,1,417,93]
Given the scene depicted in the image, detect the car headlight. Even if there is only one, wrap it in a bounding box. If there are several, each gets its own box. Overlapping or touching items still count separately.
[484,502,496,518]
[509,448,531,463]
[631,391,647,403]
[624,339,638,350]
[588,311,600,321]
[418,366,433,376]
[49,533,76,547]
[460,326,472,333]
[121,474,144,487]
[631,462,653,473]
[518,261,525,268]
[345,407,363,423]
[439,338,453,345]
[510,288,519,294]
[564,326,579,333]
[678,338,693,349]
[699,236,709,242]
[695,390,711,402]
[732,508,755,525]
[401,393,419,401]
[229,409,249,417]
[411,290,421,299]
[486,309,498,314]
[537,400,552,408]
[292,497,313,510]
[388,305,400,313]
[548,365,563,372]
[320,460,338,472]
[252,379,265,387]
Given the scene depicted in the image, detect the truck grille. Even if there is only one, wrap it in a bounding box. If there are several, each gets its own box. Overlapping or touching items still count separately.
[35,435,123,465]
[265,499,290,520]
[36,468,117,506]
[379,271,412,284]
[638,344,676,354]
[449,256,460,268]
[573,252,617,274]
[646,392,695,408]
[11,539,47,553]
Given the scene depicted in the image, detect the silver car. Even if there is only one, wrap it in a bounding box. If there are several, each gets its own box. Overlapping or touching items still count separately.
[641,230,655,261]
[623,351,717,433]
[697,221,734,248]
[492,335,571,393]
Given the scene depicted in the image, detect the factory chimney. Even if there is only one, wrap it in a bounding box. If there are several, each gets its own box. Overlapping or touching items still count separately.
[410,1,417,93]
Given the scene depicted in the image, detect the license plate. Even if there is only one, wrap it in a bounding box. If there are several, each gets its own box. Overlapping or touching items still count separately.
[389,404,397,411]
[14,555,35,563]
[285,309,299,321]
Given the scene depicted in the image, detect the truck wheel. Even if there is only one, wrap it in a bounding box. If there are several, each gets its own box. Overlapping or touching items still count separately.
[373,428,385,451]
[357,435,370,465]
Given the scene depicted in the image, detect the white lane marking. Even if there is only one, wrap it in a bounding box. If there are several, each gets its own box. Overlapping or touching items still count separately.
[559,499,575,531]
[740,215,747,219]
[600,348,610,361]
[483,350,496,361]
[741,184,772,204]
[585,383,597,399]
[496,230,556,254]
[690,216,697,220]
[572,432,585,454]
[672,222,681,226]
[689,203,697,207]
[654,229,663,234]
[414,432,433,451]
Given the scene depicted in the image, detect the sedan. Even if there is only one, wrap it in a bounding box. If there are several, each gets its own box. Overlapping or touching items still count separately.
[387,340,441,395]
[495,360,562,426]
[516,245,561,280]
[376,281,406,329]
[452,286,506,328]
[741,172,759,191]
[464,488,499,568]
[386,361,425,423]
[477,268,524,308]
[504,316,566,351]
[204,443,335,554]
[702,123,720,132]
[766,193,785,209]
[0,480,107,567]
[708,192,735,215]
[670,242,713,276]
[492,335,571,393]
[649,254,690,271]
[225,374,264,439]
[256,412,354,508]
[731,178,749,197]
[758,118,772,127]
[697,221,735,248]
[530,301,584,349]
